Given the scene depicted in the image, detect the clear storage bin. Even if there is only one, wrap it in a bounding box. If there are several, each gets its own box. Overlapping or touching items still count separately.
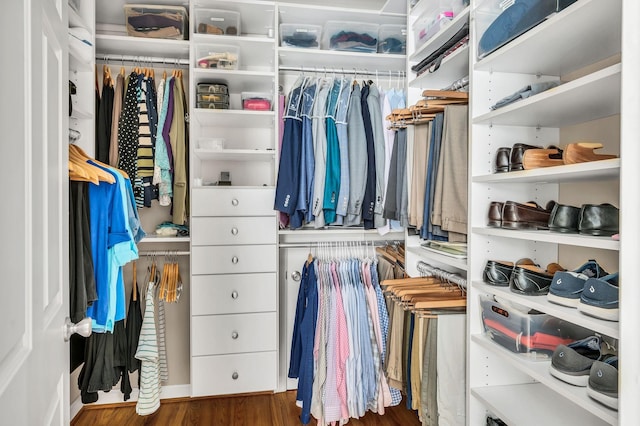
[480,294,592,360]
[323,21,379,53]
[241,92,273,111]
[196,101,230,110]
[197,83,229,95]
[378,24,406,54]
[195,44,239,70]
[280,24,322,49]
[197,93,230,104]
[475,0,577,59]
[124,4,188,40]
[195,8,240,36]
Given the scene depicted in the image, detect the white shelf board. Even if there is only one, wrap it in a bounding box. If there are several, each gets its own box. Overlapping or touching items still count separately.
[95,34,190,59]
[471,335,617,425]
[409,6,470,62]
[278,3,405,25]
[194,149,275,162]
[70,107,93,120]
[192,109,275,128]
[139,235,190,243]
[471,383,612,426]
[381,0,406,15]
[278,47,406,72]
[473,281,619,339]
[472,227,620,251]
[192,34,275,70]
[474,0,622,76]
[406,246,468,272]
[409,44,469,89]
[473,159,620,184]
[473,63,621,127]
[192,68,274,92]
[194,185,275,191]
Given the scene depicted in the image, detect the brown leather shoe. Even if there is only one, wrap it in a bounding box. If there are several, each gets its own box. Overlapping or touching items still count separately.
[487,201,504,227]
[502,200,555,230]
[522,146,564,169]
[494,147,511,173]
[509,143,542,171]
[563,142,617,164]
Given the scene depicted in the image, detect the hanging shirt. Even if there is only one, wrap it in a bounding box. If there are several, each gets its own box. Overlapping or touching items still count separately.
[109,74,125,167]
[294,80,317,226]
[154,77,174,206]
[334,78,351,222]
[346,83,367,227]
[117,72,140,182]
[135,283,161,416]
[361,84,377,229]
[311,81,331,228]
[367,84,387,229]
[171,77,189,225]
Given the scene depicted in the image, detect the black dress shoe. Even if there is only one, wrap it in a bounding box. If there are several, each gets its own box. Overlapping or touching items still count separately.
[483,260,513,286]
[487,201,504,227]
[509,143,542,171]
[494,147,511,173]
[579,203,619,236]
[509,265,554,295]
[548,203,580,233]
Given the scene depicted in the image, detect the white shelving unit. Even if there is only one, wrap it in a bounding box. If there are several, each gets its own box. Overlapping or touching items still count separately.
[468,0,624,424]
[95,34,190,59]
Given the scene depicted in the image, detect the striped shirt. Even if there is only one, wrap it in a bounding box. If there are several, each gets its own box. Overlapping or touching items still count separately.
[135,283,161,416]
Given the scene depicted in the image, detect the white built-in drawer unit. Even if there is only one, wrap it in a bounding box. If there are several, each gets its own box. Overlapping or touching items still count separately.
[191,216,276,246]
[192,245,277,275]
[191,351,278,397]
[191,187,276,216]
[191,273,277,316]
[192,312,277,356]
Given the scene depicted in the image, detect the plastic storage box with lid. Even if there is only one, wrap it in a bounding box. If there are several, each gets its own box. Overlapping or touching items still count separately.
[241,92,272,111]
[378,24,406,54]
[124,4,188,40]
[195,8,240,36]
[323,21,379,53]
[196,44,239,70]
[412,0,465,49]
[280,24,322,49]
[197,83,229,95]
[475,0,578,60]
[479,294,592,360]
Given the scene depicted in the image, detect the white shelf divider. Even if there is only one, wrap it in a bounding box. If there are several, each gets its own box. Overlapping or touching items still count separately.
[406,246,468,272]
[473,159,620,184]
[194,149,276,162]
[472,227,620,251]
[472,334,617,425]
[192,68,274,92]
[192,109,275,128]
[95,34,190,59]
[409,44,469,89]
[278,47,406,72]
[139,235,191,243]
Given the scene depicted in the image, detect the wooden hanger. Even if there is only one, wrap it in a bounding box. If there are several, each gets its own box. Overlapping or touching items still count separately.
[68,146,114,184]
[162,69,167,80]
[69,144,129,180]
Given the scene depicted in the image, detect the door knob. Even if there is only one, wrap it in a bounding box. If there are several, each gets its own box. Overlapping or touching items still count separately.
[231,199,239,206]
[232,372,239,380]
[64,317,92,342]
[291,271,301,281]
[231,331,239,339]
[231,290,239,299]
[232,256,239,264]
[231,227,238,235]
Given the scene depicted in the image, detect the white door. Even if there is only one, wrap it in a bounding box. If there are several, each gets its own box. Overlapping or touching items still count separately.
[0,0,70,424]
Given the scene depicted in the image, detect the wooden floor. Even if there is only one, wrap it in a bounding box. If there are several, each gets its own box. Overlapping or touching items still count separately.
[71,391,422,426]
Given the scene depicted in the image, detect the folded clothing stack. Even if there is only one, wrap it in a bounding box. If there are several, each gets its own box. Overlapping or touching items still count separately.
[124,5,188,40]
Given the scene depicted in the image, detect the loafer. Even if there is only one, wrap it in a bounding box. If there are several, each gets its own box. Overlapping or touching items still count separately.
[549,335,602,387]
[547,260,609,308]
[548,203,580,233]
[494,147,511,173]
[502,200,555,230]
[522,146,564,170]
[587,356,619,410]
[483,260,513,286]
[563,142,617,165]
[578,273,619,321]
[509,143,542,171]
[509,263,557,295]
[487,201,504,227]
[578,203,619,236]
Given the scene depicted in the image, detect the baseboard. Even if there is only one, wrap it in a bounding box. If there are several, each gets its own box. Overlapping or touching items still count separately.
[70,384,191,420]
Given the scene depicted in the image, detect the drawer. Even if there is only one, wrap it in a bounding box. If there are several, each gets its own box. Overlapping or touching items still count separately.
[191,351,277,397]
[191,216,276,246]
[192,245,276,275]
[191,273,276,315]
[192,312,277,356]
[192,188,275,217]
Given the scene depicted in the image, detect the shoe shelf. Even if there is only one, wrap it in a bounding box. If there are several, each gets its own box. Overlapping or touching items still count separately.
[472,227,620,251]
[471,334,617,425]
[474,0,621,76]
[473,63,621,128]
[472,159,620,184]
[473,281,619,339]
[471,383,610,426]
[409,44,469,90]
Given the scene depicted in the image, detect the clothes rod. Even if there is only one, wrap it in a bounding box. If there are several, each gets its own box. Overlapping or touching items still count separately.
[279,66,405,78]
[278,241,399,249]
[138,250,190,256]
[96,54,189,67]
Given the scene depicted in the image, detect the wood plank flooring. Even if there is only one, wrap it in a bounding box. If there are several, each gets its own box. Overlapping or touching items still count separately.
[71,391,422,426]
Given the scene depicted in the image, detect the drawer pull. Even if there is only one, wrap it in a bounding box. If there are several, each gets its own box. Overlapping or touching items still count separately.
[231,331,239,340]
[232,256,239,264]
[291,271,301,282]
[231,291,239,299]
[231,198,239,206]
[231,227,238,235]
[232,372,239,380]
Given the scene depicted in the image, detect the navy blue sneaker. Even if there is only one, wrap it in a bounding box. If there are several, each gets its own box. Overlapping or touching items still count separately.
[547,260,608,308]
[549,335,601,387]
[578,273,619,322]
